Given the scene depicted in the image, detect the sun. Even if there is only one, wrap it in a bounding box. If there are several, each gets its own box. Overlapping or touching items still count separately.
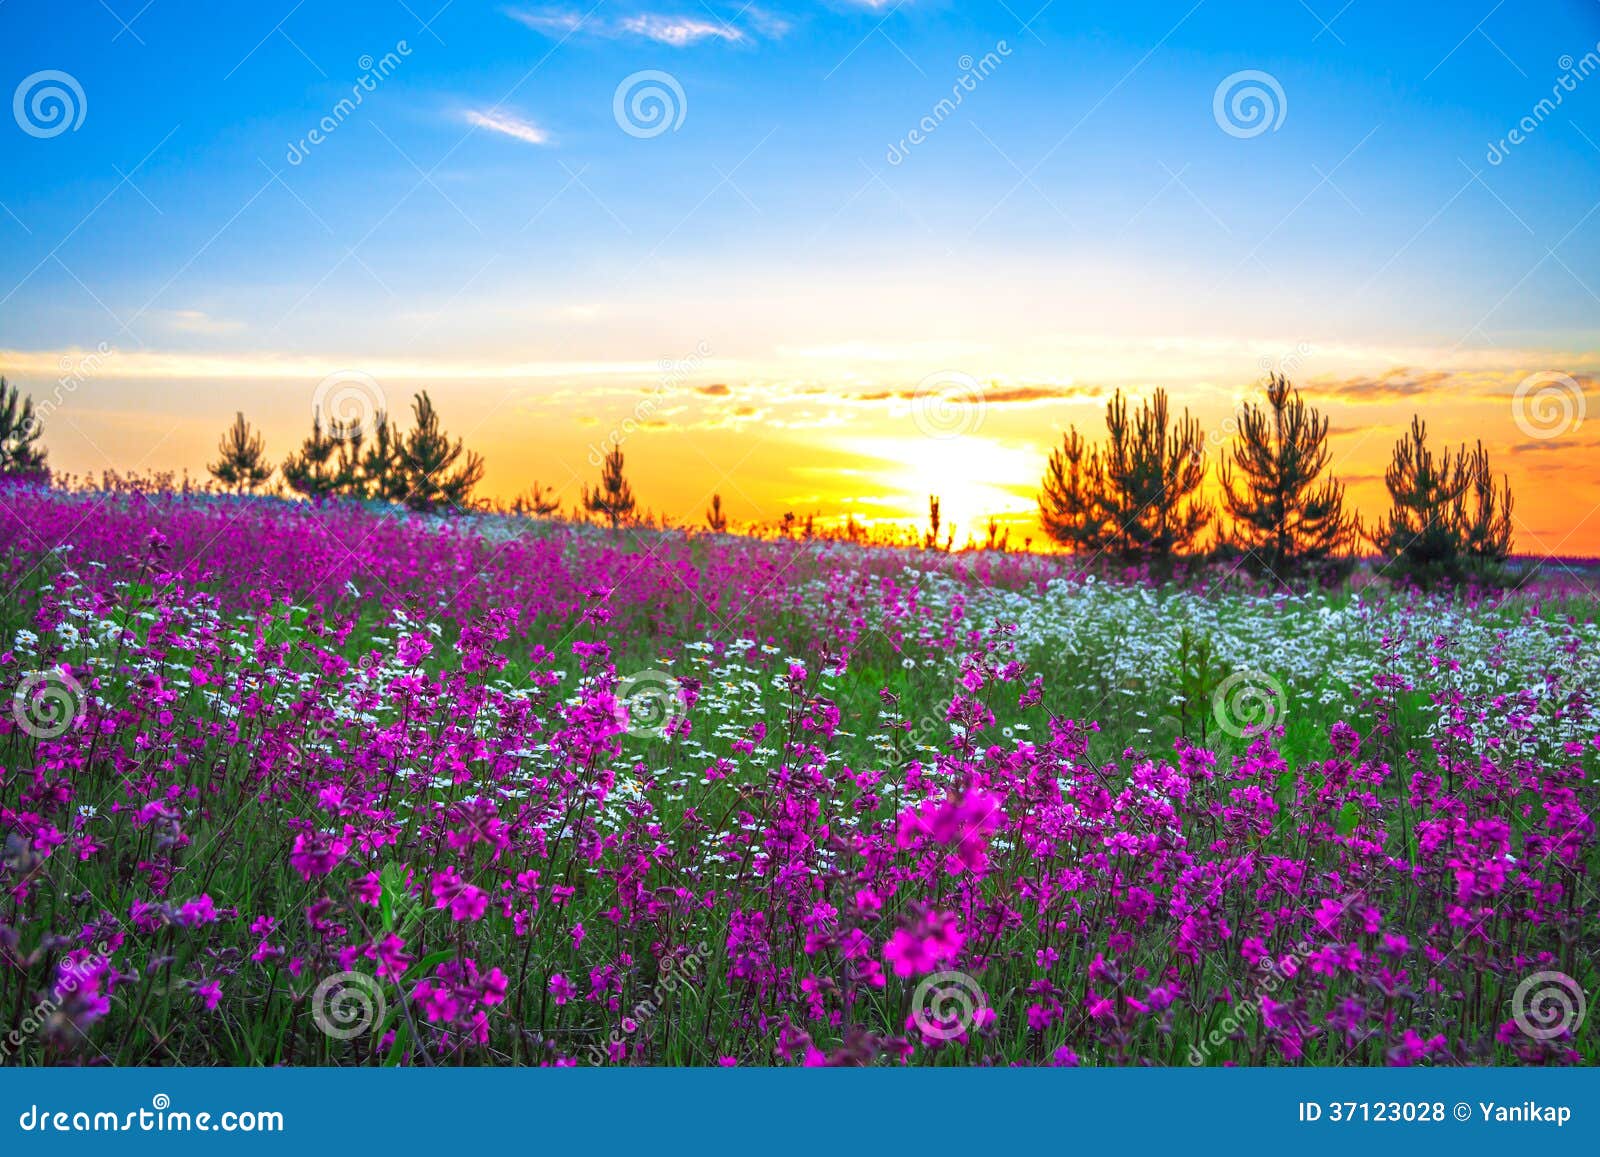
[834,434,1039,539]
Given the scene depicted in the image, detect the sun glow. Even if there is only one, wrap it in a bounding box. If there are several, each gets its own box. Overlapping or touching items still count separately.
[835,434,1040,540]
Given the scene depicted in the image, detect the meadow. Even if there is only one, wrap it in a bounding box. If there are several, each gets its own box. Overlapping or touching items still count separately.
[0,481,1594,1066]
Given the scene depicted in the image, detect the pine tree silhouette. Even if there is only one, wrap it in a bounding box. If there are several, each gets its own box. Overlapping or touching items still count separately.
[358,411,407,502]
[1457,440,1514,569]
[0,377,47,477]
[584,445,636,529]
[1038,427,1105,553]
[1371,417,1514,587]
[208,412,273,493]
[1100,389,1211,560]
[394,391,485,513]
[706,492,728,533]
[281,409,359,499]
[1039,389,1209,562]
[514,481,562,517]
[1220,374,1355,576]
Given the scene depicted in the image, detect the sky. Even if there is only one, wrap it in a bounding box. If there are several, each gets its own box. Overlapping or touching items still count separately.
[3,0,1599,551]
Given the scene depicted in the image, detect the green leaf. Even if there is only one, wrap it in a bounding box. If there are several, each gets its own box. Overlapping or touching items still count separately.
[382,1021,409,1067]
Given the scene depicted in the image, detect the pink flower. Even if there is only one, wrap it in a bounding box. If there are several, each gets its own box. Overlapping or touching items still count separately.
[480,967,509,1007]
[396,633,434,666]
[1388,1029,1446,1066]
[177,894,217,926]
[365,933,413,981]
[193,981,222,1011]
[548,973,575,1006]
[431,868,488,922]
[353,872,383,907]
[883,909,964,978]
[895,789,1004,874]
[414,979,460,1022]
[51,951,113,1029]
[289,831,348,881]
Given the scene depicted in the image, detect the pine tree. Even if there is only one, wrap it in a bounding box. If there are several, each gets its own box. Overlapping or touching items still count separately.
[1372,416,1461,584]
[924,495,944,551]
[1220,374,1355,576]
[394,391,485,513]
[1097,388,1211,561]
[706,492,728,533]
[281,409,357,499]
[1038,427,1105,552]
[208,412,273,493]
[0,377,48,477]
[359,411,407,502]
[584,445,636,529]
[1457,440,1514,570]
[1370,416,1516,587]
[513,481,562,517]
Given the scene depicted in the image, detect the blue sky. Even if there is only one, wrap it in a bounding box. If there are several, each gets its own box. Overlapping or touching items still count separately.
[3,0,1600,545]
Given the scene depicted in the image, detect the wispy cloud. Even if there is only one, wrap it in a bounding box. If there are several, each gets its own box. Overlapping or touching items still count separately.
[504,6,776,45]
[743,6,792,38]
[619,14,745,45]
[1309,368,1453,401]
[162,309,244,335]
[464,108,552,146]
[0,349,680,381]
[1510,432,1600,455]
[503,7,589,35]
[845,383,1102,406]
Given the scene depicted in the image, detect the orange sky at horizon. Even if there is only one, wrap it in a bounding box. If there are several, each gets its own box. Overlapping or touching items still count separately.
[5,343,1598,557]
